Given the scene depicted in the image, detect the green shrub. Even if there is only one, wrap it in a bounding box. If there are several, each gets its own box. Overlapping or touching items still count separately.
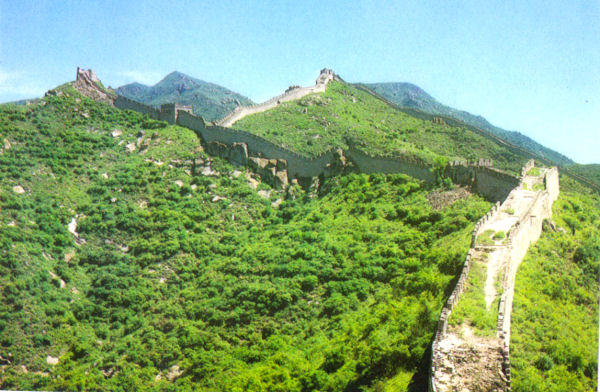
[493,231,505,240]
[477,229,496,245]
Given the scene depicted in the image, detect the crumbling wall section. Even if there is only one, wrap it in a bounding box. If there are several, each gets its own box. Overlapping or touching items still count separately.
[446,163,520,202]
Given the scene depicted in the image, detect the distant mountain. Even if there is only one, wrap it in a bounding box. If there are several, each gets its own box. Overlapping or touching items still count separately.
[363,82,574,166]
[4,98,41,105]
[116,71,254,122]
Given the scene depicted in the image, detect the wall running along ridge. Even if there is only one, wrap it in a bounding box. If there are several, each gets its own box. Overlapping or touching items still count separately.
[429,161,560,391]
[216,68,337,127]
[113,73,558,391]
[114,95,160,119]
[115,78,519,199]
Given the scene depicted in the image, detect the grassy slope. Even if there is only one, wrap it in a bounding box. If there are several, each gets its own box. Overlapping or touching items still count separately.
[0,88,492,391]
[234,81,529,174]
[511,178,599,391]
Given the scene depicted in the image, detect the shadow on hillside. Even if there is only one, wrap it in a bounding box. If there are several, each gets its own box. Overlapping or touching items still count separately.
[405,341,432,392]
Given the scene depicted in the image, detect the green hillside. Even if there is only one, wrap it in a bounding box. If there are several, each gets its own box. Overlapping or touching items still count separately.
[565,164,600,189]
[1,73,598,392]
[234,81,530,174]
[511,179,599,391]
[0,85,494,391]
[116,71,254,122]
[364,82,573,166]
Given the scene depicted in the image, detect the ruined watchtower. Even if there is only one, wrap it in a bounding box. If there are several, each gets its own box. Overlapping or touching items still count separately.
[159,103,193,124]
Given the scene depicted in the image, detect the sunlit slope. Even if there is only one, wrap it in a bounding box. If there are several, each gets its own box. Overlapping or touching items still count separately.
[565,163,600,189]
[234,81,530,174]
[0,86,492,390]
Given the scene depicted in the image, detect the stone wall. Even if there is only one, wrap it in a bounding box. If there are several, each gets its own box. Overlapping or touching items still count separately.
[345,147,436,183]
[216,68,337,127]
[471,166,521,202]
[496,166,559,351]
[428,201,502,392]
[521,158,535,177]
[159,103,193,124]
[429,163,560,391]
[446,163,520,202]
[117,95,523,195]
[114,96,159,119]
[112,67,523,195]
[177,111,336,178]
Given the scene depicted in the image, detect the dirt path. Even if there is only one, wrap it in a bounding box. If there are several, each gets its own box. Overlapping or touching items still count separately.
[478,174,541,309]
[485,248,505,308]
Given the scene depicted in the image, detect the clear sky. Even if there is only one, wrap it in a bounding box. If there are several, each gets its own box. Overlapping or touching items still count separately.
[1,0,598,163]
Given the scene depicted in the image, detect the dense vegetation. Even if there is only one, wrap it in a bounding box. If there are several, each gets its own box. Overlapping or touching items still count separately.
[235,81,528,174]
[511,181,599,391]
[364,82,573,166]
[116,71,254,122]
[0,89,493,391]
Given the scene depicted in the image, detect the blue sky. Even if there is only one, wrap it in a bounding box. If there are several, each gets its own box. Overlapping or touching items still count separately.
[1,0,598,163]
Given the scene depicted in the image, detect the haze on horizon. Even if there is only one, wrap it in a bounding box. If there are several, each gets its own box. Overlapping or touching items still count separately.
[0,0,598,164]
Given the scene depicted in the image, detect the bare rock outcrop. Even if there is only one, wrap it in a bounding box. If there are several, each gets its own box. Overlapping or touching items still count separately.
[248,157,289,189]
[205,141,248,166]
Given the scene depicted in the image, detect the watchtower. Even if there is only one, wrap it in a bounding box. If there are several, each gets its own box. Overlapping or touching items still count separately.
[159,103,193,124]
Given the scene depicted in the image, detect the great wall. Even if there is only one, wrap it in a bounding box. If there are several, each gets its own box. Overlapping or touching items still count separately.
[112,69,521,201]
[77,67,560,390]
[430,160,559,391]
[215,69,337,127]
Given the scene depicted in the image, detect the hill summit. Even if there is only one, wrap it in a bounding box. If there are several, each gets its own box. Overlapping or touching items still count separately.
[116,71,253,122]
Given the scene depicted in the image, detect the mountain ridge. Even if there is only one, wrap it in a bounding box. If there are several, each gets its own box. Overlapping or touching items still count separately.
[363,82,573,166]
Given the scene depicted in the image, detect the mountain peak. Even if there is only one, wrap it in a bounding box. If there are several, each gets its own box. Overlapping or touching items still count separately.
[156,71,201,88]
[115,71,254,121]
[365,82,573,165]
[162,70,190,81]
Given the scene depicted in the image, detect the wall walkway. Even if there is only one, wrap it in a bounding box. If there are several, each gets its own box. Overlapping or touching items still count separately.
[430,161,559,391]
